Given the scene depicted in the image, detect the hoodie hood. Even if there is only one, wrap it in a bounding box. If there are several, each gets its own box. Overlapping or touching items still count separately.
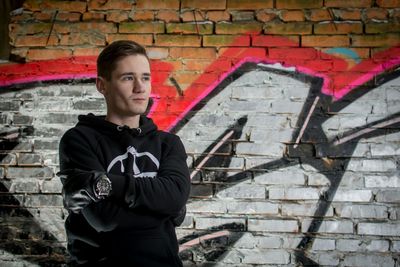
[76,113,158,136]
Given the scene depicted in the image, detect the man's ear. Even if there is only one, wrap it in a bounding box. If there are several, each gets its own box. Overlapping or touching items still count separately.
[96,77,106,95]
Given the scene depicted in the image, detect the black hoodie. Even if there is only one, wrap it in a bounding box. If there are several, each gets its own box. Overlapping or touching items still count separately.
[58,114,190,266]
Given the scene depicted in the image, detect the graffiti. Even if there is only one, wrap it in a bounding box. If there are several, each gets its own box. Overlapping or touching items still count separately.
[0,35,399,265]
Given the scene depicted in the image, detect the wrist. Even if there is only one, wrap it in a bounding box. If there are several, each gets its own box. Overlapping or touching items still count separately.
[93,174,112,200]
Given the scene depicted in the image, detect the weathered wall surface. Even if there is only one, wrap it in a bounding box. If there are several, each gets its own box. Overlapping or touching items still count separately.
[1,0,400,266]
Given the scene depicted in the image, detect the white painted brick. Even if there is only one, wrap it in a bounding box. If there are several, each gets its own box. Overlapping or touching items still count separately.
[248,219,298,233]
[232,232,257,249]
[282,203,334,217]
[256,235,282,249]
[335,204,388,219]
[365,174,400,188]
[307,252,340,266]
[392,241,400,252]
[216,183,266,199]
[336,239,360,252]
[254,170,305,185]
[237,249,290,264]
[358,222,400,236]
[187,200,227,214]
[248,128,293,143]
[332,189,373,202]
[231,84,282,99]
[227,201,279,215]
[311,238,335,251]
[270,99,304,114]
[343,254,395,267]
[302,219,353,234]
[376,190,400,202]
[370,143,400,156]
[236,142,285,157]
[269,187,321,200]
[195,217,246,230]
[336,239,389,252]
[246,114,292,129]
[347,159,396,172]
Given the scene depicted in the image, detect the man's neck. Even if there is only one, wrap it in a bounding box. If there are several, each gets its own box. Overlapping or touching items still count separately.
[105,114,141,129]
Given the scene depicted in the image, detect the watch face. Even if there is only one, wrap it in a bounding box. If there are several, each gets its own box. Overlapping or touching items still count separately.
[96,175,112,198]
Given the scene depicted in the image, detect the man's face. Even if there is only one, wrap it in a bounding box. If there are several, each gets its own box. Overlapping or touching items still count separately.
[98,54,151,119]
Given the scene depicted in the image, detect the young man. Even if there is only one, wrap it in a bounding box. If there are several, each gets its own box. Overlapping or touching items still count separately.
[58,40,191,266]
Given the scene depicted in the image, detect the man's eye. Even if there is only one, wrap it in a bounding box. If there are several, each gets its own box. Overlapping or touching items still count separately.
[142,76,151,82]
[122,76,134,81]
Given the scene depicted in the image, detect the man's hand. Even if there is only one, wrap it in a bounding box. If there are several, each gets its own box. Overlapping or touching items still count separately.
[57,169,105,213]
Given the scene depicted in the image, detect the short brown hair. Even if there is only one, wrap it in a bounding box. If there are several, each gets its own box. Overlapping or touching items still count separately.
[97,40,149,80]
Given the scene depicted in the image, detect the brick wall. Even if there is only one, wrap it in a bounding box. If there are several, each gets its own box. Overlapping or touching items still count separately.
[1,0,400,266]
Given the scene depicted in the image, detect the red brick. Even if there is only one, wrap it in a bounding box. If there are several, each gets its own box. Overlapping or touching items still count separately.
[207,11,231,22]
[106,34,153,46]
[302,35,350,47]
[33,12,53,21]
[183,59,214,71]
[255,10,277,22]
[252,35,299,47]
[156,11,180,22]
[170,48,216,59]
[180,10,207,22]
[130,10,155,21]
[352,33,400,47]
[324,0,372,8]
[136,0,180,9]
[269,48,317,60]
[320,48,370,59]
[216,22,262,34]
[88,0,133,10]
[166,23,213,34]
[366,23,400,33]
[264,22,312,35]
[119,22,165,34]
[365,8,389,20]
[218,47,266,59]
[276,0,323,9]
[280,10,306,22]
[27,48,72,61]
[73,47,103,57]
[60,33,105,46]
[203,35,250,47]
[106,11,130,22]
[332,9,362,20]
[56,12,82,22]
[227,0,273,9]
[307,9,332,21]
[314,23,363,34]
[155,34,201,47]
[41,1,87,13]
[82,12,105,21]
[182,0,226,10]
[376,0,400,7]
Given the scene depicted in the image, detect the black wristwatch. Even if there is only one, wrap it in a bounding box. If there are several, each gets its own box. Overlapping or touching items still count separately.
[94,174,112,200]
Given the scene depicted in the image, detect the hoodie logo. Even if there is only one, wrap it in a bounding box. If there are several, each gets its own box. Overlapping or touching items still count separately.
[107,146,159,178]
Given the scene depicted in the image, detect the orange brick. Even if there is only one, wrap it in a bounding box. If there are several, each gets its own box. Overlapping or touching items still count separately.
[302,35,350,47]
[9,23,52,35]
[376,0,400,7]
[365,8,388,20]
[73,47,103,57]
[314,22,363,34]
[324,0,372,7]
[130,10,155,21]
[88,0,133,10]
[136,0,180,9]
[180,10,207,22]
[182,0,226,10]
[280,10,306,22]
[307,9,332,21]
[255,10,277,22]
[106,11,130,22]
[27,48,72,61]
[366,22,400,33]
[264,22,312,35]
[166,23,213,34]
[252,35,299,47]
[227,0,273,9]
[83,12,105,21]
[60,32,105,46]
[119,22,165,34]
[215,22,262,34]
[33,12,53,21]
[56,12,82,22]
[13,35,58,47]
[332,9,362,20]
[203,35,250,46]
[23,0,42,11]
[41,1,87,12]
[183,59,214,71]
[352,33,400,47]
[155,34,201,47]
[207,11,231,22]
[170,47,216,59]
[276,0,323,9]
[171,72,201,85]
[54,22,117,34]
[10,13,33,23]
[156,10,180,22]
[106,34,153,46]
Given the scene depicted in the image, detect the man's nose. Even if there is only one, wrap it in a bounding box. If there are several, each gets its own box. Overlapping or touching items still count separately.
[132,77,145,92]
